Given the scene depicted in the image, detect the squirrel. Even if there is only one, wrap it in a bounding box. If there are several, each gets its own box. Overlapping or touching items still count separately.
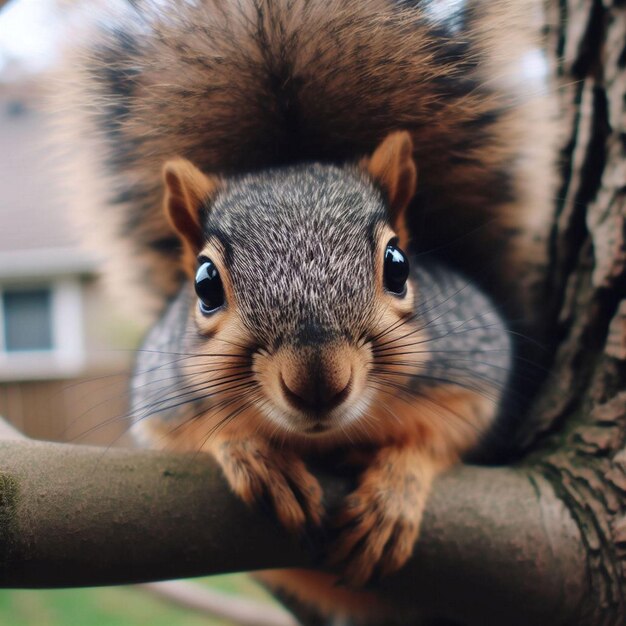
[56,0,557,622]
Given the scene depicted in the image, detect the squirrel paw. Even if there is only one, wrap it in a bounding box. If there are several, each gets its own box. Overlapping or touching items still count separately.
[216,439,324,534]
[329,448,433,587]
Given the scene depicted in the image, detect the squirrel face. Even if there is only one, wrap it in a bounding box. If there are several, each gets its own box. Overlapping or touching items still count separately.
[207,166,418,436]
[163,132,425,441]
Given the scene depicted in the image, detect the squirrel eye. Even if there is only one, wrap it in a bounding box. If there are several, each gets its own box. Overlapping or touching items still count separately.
[384,242,410,296]
[195,257,225,315]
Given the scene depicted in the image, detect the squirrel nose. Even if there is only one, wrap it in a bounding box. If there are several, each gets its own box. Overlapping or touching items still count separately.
[280,357,352,414]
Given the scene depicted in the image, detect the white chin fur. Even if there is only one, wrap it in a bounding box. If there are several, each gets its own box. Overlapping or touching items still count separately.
[255,389,374,439]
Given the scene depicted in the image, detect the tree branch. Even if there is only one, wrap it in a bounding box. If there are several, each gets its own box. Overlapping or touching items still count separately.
[0,437,586,625]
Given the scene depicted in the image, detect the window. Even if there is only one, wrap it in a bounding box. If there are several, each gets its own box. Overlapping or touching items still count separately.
[0,279,84,380]
[3,288,53,352]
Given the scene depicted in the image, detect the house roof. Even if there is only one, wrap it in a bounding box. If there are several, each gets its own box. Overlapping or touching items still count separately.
[0,78,96,278]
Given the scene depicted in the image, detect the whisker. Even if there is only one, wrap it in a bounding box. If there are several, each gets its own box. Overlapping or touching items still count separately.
[373,305,498,352]
[372,370,505,405]
[366,380,488,438]
[68,372,256,443]
[134,348,251,359]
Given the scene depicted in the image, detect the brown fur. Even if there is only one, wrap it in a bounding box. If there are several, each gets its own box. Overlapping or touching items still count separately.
[361,131,417,248]
[258,569,387,622]
[54,0,557,322]
[163,159,222,276]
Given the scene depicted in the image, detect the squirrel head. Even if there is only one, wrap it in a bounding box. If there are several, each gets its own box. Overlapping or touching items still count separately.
[163,132,421,440]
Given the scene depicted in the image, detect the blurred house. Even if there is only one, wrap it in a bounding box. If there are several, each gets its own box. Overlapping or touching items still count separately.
[0,72,138,445]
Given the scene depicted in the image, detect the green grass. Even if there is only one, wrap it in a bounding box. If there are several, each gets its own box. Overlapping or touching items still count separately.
[0,575,278,626]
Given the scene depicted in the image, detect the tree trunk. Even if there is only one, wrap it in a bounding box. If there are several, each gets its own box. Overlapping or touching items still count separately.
[516,0,626,622]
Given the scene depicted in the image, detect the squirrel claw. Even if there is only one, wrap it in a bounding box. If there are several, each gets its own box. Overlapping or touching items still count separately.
[327,448,430,587]
[215,438,324,534]
[328,490,419,587]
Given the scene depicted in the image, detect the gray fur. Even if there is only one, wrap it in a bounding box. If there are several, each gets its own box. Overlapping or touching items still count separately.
[130,282,194,439]
[412,262,511,396]
[131,162,511,430]
[206,164,385,348]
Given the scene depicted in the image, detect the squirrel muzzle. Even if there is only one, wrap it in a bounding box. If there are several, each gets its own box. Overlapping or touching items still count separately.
[255,341,371,435]
[280,346,352,415]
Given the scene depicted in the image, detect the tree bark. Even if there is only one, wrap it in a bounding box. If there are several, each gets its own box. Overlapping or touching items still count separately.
[516,0,626,623]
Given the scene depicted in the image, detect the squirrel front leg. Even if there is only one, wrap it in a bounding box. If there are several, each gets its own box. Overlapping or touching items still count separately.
[330,445,442,587]
[209,433,324,534]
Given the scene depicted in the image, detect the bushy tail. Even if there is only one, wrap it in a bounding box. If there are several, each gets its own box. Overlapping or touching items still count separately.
[53,0,554,319]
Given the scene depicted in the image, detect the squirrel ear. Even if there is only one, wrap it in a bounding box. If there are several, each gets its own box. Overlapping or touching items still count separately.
[362,131,417,244]
[163,158,221,275]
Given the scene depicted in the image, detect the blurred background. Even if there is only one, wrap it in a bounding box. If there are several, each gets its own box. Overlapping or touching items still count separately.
[0,0,135,445]
[0,1,290,624]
